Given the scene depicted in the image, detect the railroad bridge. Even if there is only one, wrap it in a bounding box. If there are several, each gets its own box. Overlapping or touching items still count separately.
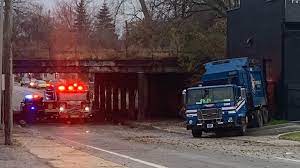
[13,58,189,121]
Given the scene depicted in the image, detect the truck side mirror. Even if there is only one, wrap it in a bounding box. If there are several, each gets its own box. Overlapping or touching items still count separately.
[182,89,187,105]
[241,88,246,99]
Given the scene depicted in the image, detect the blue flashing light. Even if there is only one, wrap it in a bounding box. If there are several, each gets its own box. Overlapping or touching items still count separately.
[30,106,36,110]
[25,95,33,99]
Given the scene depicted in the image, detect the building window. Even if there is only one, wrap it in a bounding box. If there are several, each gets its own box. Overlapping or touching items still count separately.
[228,0,241,10]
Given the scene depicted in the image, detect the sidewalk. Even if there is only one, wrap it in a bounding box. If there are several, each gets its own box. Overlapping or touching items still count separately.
[1,128,126,168]
[0,130,51,168]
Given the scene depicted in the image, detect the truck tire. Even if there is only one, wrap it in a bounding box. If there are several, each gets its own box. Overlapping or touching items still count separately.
[238,124,247,136]
[215,131,226,137]
[25,112,37,124]
[192,127,202,138]
[255,110,263,128]
[238,116,248,136]
[262,107,269,124]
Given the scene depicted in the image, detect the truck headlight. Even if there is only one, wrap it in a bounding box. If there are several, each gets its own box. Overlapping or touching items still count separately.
[228,111,236,114]
[84,107,90,112]
[59,107,64,112]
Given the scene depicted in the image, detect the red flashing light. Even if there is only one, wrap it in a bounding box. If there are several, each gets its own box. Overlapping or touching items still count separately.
[33,95,39,98]
[68,86,74,91]
[73,83,78,87]
[58,85,66,91]
[78,86,84,91]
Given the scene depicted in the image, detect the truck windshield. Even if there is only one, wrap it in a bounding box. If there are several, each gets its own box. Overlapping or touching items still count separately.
[58,93,88,101]
[187,87,234,105]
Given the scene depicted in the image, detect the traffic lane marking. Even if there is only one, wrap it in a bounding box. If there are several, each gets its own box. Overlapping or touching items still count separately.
[59,137,168,168]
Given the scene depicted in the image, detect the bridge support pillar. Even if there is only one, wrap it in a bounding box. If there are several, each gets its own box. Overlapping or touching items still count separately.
[106,82,112,121]
[94,79,100,110]
[99,82,105,120]
[120,87,127,118]
[112,85,119,120]
[128,87,135,120]
[138,73,148,121]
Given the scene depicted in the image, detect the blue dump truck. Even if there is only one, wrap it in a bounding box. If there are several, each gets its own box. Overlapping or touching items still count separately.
[183,57,269,137]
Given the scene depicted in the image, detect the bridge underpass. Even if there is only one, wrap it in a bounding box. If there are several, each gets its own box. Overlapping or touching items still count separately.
[93,73,187,121]
[13,59,189,121]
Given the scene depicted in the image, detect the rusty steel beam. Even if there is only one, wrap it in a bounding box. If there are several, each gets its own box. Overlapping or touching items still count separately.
[13,59,183,73]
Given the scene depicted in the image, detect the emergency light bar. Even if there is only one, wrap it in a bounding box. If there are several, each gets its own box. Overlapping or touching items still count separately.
[58,85,66,91]
[57,83,86,92]
[68,85,74,91]
[25,94,40,99]
[25,95,33,99]
[78,86,83,91]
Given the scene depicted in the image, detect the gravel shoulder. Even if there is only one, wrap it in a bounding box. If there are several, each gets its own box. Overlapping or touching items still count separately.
[123,120,300,161]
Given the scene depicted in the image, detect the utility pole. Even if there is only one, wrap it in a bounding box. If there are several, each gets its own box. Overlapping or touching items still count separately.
[0,0,4,129]
[3,0,13,145]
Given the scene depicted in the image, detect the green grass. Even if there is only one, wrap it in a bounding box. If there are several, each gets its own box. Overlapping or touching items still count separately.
[280,132,300,142]
[267,119,289,126]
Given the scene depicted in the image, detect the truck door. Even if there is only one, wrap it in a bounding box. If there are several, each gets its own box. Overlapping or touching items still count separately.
[249,69,267,107]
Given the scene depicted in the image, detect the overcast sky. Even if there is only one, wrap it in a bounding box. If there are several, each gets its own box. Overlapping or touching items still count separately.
[38,0,56,9]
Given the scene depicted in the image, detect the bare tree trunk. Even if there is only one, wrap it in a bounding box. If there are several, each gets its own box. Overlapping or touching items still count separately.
[138,0,154,53]
[138,0,151,24]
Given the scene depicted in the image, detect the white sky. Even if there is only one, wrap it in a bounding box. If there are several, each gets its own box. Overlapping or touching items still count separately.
[38,0,56,9]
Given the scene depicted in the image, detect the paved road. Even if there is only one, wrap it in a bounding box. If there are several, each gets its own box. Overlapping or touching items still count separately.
[23,124,300,168]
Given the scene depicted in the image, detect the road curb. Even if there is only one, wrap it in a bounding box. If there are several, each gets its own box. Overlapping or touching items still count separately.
[277,131,300,139]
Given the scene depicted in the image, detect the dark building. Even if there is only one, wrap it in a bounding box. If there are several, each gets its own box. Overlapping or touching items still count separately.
[227,0,300,120]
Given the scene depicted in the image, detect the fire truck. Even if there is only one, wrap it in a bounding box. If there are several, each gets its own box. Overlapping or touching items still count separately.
[21,81,93,123]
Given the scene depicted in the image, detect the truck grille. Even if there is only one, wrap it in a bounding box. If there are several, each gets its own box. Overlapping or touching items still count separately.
[198,108,222,120]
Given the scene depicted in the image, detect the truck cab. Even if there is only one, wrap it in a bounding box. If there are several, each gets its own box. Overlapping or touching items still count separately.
[184,58,268,137]
[184,85,248,137]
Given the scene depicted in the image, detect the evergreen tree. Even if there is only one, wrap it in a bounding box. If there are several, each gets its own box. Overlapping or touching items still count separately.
[94,3,117,49]
[74,0,89,34]
[95,3,115,32]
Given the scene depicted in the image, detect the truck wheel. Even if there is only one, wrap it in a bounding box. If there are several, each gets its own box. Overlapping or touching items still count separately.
[25,113,37,124]
[215,131,226,137]
[238,124,247,136]
[255,110,263,128]
[262,108,269,124]
[192,127,202,138]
